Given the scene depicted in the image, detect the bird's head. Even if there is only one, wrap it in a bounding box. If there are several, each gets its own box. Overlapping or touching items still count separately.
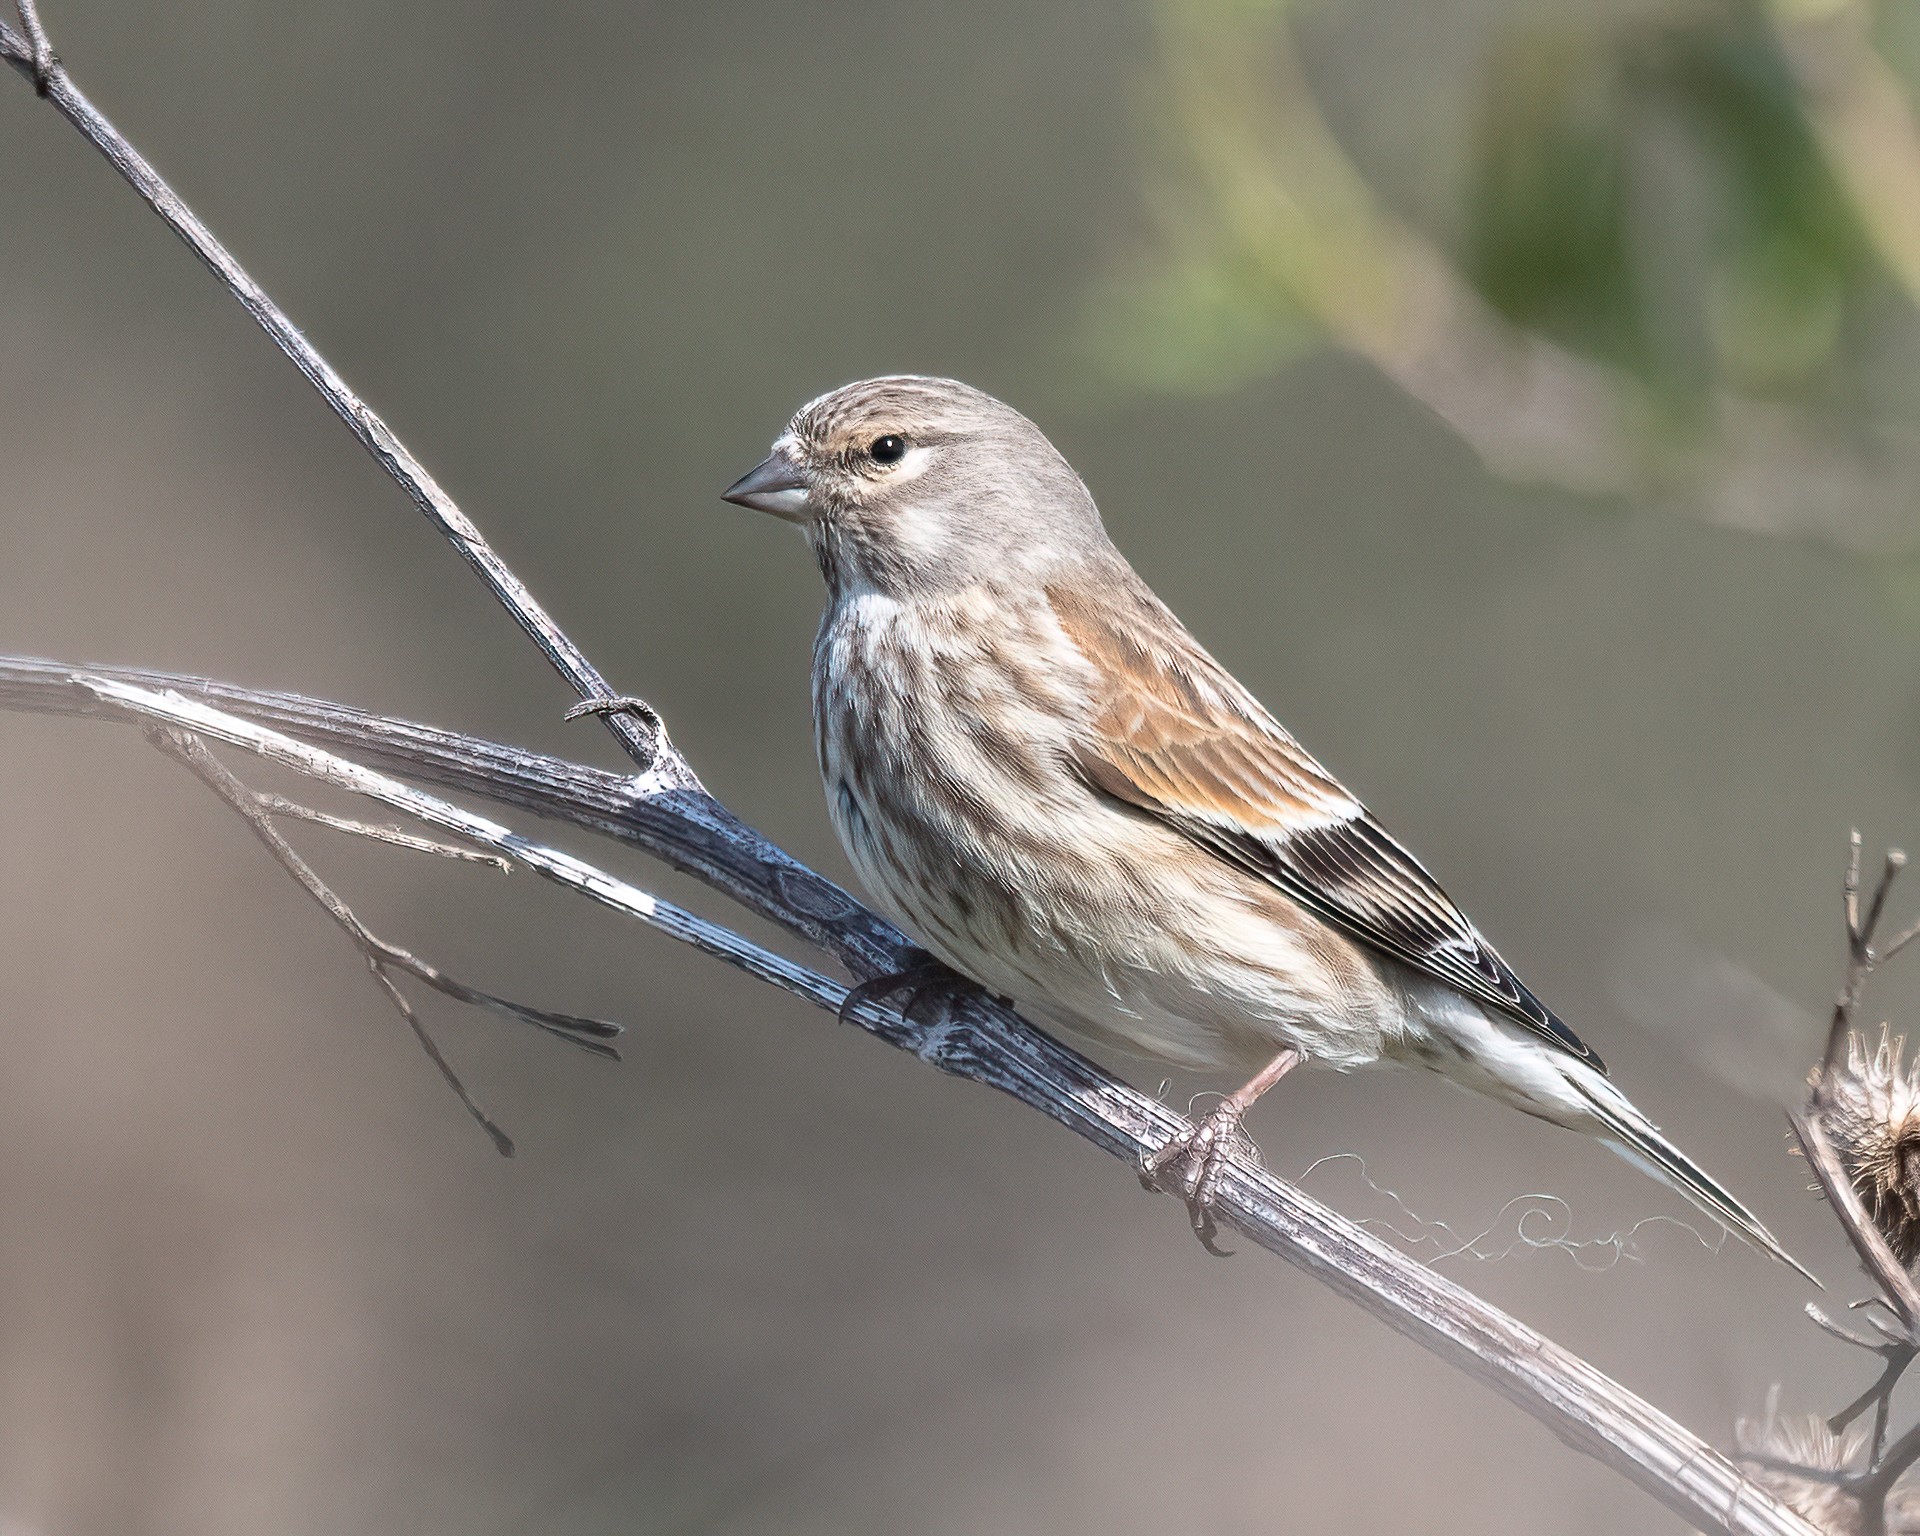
[722,375,1106,599]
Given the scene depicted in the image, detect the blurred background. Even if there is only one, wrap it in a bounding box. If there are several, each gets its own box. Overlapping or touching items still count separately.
[4,0,1920,1530]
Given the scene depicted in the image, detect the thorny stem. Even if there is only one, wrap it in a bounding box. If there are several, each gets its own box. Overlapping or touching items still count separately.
[1786,833,1920,1522]
[1794,1111,1920,1336]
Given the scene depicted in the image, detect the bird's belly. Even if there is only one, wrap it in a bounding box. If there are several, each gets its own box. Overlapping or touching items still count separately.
[819,717,1402,1077]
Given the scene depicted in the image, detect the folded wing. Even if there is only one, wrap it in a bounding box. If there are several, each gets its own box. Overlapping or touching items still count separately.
[1049,580,1604,1073]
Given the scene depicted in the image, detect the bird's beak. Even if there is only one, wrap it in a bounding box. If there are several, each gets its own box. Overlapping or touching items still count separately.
[722,441,812,523]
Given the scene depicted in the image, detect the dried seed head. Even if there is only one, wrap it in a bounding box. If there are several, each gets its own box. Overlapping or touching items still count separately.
[1736,1404,1871,1535]
[1822,1027,1920,1268]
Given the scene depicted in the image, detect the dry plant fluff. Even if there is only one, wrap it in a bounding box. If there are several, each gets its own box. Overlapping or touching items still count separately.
[1737,1406,1874,1536]
[1735,1404,1912,1536]
[1823,1028,1920,1269]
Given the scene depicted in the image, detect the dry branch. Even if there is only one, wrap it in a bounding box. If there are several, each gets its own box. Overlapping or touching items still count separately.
[1763,842,1920,1531]
[0,9,1828,1534]
[0,656,1818,1536]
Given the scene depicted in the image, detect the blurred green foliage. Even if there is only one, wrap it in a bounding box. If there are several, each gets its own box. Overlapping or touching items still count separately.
[1086,0,1920,540]
[1466,30,1643,377]
[1467,12,1871,401]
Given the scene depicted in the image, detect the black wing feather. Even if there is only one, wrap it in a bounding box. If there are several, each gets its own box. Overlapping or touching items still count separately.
[1170,811,1603,1072]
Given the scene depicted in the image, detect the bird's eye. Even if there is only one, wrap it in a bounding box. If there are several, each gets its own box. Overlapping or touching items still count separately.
[868,435,908,465]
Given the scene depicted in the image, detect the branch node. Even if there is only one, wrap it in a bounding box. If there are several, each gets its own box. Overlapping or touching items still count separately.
[564,694,662,732]
[14,0,54,94]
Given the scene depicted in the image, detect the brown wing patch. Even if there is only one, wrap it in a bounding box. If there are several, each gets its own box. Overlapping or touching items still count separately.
[1049,579,1605,1073]
[1049,578,1354,830]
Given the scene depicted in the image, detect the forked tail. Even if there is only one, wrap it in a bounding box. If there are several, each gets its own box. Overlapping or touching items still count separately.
[1568,1070,1820,1285]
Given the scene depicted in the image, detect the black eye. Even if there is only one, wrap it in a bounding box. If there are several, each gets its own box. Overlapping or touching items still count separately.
[869,434,908,465]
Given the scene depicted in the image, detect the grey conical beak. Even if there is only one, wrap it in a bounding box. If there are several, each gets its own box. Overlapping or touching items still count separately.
[722,442,812,522]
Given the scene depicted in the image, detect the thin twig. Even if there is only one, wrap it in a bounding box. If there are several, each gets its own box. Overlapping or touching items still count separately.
[146,726,624,1154]
[252,792,513,871]
[1862,851,1903,960]
[159,731,620,1058]
[0,656,1820,1536]
[1830,1342,1916,1461]
[148,726,518,1153]
[1879,914,1920,967]
[1849,834,1865,952]
[12,0,52,94]
[1855,1417,1920,1526]
[1818,835,1908,1092]
[0,5,672,780]
[1808,1304,1885,1353]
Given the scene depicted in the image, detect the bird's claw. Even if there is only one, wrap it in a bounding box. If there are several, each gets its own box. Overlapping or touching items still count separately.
[1140,1101,1258,1258]
[839,951,978,1028]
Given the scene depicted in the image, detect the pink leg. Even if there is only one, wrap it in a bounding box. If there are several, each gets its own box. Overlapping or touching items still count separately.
[1141,1045,1305,1256]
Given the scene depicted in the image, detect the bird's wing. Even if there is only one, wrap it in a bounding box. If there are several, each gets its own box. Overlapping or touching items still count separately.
[1048,581,1604,1073]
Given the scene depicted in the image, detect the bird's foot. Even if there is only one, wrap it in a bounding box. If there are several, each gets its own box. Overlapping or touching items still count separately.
[1140,1100,1262,1258]
[839,950,981,1028]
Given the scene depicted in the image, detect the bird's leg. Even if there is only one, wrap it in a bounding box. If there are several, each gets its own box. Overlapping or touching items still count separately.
[838,949,984,1028]
[1142,1045,1305,1257]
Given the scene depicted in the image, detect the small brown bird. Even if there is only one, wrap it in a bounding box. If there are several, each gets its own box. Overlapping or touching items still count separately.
[725,375,1809,1275]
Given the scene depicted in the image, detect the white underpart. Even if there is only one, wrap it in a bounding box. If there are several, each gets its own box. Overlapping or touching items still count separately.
[814,585,1412,1076]
[811,584,1665,1129]
[1399,982,1599,1119]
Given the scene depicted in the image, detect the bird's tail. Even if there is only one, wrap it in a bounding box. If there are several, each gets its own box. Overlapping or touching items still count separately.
[1564,1065,1819,1285]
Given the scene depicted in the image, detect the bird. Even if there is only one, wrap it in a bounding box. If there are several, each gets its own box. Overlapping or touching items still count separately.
[722,374,1813,1277]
